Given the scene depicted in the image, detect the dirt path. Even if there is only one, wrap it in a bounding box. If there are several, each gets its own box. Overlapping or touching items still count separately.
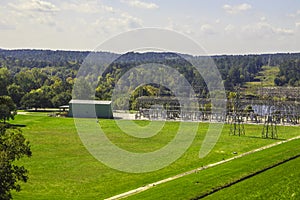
[105,135,300,200]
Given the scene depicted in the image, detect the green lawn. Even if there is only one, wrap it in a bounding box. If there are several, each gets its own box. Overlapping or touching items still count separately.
[10,114,300,199]
[126,138,300,200]
[204,156,300,200]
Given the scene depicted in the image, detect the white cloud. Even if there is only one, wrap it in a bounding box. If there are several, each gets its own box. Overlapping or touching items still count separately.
[6,0,59,28]
[0,19,15,30]
[260,16,267,21]
[275,27,294,35]
[288,10,300,17]
[166,18,193,34]
[36,15,56,26]
[296,22,300,28]
[9,0,59,13]
[92,12,143,33]
[121,0,158,9]
[225,24,235,33]
[62,2,115,14]
[59,1,144,38]
[119,12,143,28]
[242,22,294,38]
[200,24,215,35]
[223,3,252,14]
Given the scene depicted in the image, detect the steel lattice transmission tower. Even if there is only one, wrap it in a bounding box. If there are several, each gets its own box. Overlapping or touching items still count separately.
[229,85,245,136]
[261,88,278,139]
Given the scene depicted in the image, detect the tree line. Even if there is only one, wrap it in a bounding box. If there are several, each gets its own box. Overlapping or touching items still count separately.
[275,59,300,86]
[0,49,299,110]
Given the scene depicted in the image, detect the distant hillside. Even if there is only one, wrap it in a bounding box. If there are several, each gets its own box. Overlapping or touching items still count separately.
[0,48,299,108]
[1,48,299,68]
[0,49,118,69]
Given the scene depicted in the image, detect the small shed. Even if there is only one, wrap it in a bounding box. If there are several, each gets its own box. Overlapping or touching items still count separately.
[59,105,69,112]
[68,100,113,118]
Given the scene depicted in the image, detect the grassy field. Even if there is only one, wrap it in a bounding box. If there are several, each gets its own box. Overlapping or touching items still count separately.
[125,138,300,200]
[244,65,280,96]
[205,156,300,200]
[10,114,300,199]
[245,65,279,87]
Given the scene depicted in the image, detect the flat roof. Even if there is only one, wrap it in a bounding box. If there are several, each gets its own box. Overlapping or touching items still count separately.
[69,99,112,105]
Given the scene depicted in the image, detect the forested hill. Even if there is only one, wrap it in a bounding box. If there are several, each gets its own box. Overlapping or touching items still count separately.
[213,53,300,66]
[0,48,299,109]
[0,49,118,69]
[1,48,299,69]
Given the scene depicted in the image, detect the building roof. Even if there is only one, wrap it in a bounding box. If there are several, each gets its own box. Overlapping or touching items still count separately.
[69,99,112,105]
[59,105,69,108]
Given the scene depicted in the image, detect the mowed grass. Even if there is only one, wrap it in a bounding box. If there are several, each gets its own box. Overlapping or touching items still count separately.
[10,114,300,199]
[126,138,300,200]
[204,156,300,200]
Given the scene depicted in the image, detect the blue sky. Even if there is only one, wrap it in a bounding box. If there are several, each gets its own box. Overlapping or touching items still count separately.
[0,0,299,55]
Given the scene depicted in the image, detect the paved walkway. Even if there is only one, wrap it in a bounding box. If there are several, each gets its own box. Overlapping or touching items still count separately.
[106,135,300,200]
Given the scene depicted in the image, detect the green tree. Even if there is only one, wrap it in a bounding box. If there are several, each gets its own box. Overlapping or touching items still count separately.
[276,60,300,86]
[0,96,17,123]
[14,70,35,93]
[0,68,11,96]
[31,68,48,88]
[130,85,159,110]
[20,89,52,110]
[228,67,241,86]
[51,92,72,107]
[0,125,32,200]
[72,78,93,100]
[7,84,24,107]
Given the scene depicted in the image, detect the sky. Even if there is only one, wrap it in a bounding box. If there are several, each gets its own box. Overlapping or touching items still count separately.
[0,0,300,55]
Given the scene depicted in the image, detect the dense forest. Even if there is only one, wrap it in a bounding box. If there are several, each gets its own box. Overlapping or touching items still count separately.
[0,49,299,110]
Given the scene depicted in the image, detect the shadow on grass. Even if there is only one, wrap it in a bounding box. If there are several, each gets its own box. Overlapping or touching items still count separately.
[244,135,285,141]
[9,124,27,128]
[0,123,26,134]
[0,123,27,128]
